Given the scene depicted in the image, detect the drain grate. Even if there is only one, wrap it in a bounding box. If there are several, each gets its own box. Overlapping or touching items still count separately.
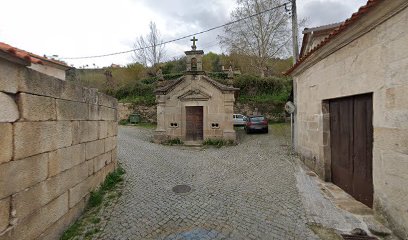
[341,234,377,240]
[172,184,192,194]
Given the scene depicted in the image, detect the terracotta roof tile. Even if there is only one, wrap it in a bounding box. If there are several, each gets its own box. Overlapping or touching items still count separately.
[285,0,383,75]
[0,42,69,68]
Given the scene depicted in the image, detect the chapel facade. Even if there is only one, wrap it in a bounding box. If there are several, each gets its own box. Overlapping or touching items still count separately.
[154,38,238,143]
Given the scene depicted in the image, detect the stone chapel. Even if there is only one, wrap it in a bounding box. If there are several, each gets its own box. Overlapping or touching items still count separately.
[154,38,238,143]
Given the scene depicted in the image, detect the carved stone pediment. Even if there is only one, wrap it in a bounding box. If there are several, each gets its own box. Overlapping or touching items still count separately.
[178,89,211,101]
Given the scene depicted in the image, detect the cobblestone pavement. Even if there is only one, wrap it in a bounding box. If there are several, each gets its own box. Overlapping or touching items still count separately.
[95,125,319,240]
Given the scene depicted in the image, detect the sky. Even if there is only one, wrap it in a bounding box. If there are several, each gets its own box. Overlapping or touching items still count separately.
[0,0,367,68]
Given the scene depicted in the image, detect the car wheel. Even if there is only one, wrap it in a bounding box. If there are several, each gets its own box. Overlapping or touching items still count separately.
[264,128,268,134]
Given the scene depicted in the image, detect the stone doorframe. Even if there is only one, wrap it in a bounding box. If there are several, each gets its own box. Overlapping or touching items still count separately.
[320,101,332,182]
[181,103,207,141]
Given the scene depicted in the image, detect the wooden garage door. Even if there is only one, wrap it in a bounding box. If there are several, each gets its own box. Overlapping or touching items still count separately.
[330,94,373,207]
[186,106,203,141]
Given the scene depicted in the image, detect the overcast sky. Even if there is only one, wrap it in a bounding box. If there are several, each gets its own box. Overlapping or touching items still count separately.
[0,0,367,68]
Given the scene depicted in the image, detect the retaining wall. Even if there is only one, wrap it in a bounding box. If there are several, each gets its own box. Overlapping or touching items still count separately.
[118,102,286,124]
[118,103,157,123]
[0,58,118,240]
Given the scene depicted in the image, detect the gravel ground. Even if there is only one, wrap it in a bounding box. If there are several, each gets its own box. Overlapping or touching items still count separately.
[93,125,319,240]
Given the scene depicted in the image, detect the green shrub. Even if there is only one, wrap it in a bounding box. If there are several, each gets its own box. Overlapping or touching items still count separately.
[86,166,125,209]
[84,228,99,237]
[60,221,81,240]
[233,74,291,97]
[88,190,103,208]
[203,139,235,148]
[119,119,129,125]
[91,217,101,224]
[120,95,156,106]
[101,167,125,192]
[164,73,184,80]
[238,92,289,104]
[208,72,228,80]
[60,166,125,240]
[163,138,183,145]
[141,77,157,84]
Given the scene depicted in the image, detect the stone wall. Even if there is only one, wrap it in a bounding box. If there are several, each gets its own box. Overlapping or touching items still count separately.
[0,59,118,240]
[292,4,408,238]
[234,102,286,122]
[118,103,157,123]
[118,102,285,124]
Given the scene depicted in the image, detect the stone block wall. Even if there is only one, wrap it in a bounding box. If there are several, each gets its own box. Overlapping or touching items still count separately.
[293,5,408,238]
[234,102,286,122]
[118,103,157,123]
[0,59,118,240]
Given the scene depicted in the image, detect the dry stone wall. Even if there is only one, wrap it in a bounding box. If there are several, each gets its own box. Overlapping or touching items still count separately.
[118,102,286,124]
[118,103,157,123]
[234,102,286,122]
[0,59,118,240]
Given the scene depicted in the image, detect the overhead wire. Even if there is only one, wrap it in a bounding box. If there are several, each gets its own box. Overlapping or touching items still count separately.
[61,2,290,60]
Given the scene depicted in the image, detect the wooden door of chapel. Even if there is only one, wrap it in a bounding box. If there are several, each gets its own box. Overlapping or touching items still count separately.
[185,106,203,141]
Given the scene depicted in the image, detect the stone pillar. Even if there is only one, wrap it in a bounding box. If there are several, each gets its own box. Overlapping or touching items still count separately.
[223,93,236,141]
[154,95,167,142]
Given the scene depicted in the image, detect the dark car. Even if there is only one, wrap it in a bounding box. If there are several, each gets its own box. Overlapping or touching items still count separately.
[244,115,268,133]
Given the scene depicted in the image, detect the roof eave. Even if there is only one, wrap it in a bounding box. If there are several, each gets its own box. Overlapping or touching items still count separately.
[285,0,407,76]
[40,60,72,70]
[0,50,31,66]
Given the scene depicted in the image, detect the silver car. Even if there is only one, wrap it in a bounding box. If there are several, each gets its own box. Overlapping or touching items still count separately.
[233,114,246,126]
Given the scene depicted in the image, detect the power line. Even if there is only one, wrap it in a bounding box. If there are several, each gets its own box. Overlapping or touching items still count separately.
[61,2,290,60]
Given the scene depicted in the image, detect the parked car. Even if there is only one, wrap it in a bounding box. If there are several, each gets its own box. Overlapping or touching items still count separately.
[244,115,268,133]
[233,114,246,126]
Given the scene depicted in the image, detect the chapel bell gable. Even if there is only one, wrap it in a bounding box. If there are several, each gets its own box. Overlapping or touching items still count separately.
[185,37,203,72]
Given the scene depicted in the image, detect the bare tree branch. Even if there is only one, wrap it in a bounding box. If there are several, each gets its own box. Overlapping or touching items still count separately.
[133,21,166,67]
[219,0,291,77]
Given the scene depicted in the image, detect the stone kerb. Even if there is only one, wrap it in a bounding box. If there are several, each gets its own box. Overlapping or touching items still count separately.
[0,66,118,239]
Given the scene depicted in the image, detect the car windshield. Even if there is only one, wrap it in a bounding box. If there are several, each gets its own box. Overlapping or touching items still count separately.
[250,116,265,122]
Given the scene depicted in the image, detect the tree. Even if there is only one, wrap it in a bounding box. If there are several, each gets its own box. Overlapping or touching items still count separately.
[133,21,166,67]
[161,56,186,74]
[219,0,291,77]
[202,52,221,72]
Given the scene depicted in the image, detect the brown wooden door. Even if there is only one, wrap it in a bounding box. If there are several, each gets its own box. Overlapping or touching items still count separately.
[330,94,373,207]
[186,106,203,141]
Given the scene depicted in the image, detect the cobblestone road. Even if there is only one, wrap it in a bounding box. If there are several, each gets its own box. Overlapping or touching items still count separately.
[96,126,319,240]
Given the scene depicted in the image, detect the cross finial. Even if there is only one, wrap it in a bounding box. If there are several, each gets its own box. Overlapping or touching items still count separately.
[191,36,198,50]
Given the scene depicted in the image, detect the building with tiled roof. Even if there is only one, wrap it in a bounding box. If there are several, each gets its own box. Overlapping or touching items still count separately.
[286,0,408,238]
[0,42,71,80]
[299,22,342,59]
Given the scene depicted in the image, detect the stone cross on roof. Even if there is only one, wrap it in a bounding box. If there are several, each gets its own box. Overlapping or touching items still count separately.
[191,36,198,50]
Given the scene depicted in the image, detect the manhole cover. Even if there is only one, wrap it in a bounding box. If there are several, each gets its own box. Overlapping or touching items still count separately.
[172,184,192,194]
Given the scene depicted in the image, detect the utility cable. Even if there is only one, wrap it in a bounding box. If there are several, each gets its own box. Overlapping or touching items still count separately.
[61,2,290,60]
